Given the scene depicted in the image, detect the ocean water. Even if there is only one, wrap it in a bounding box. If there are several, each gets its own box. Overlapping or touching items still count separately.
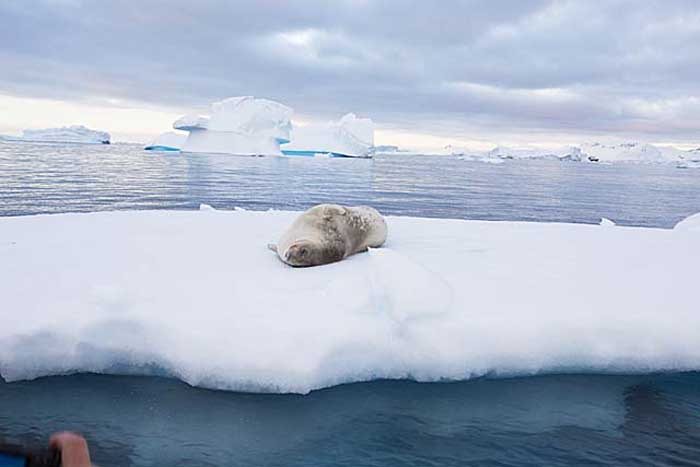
[2,142,700,227]
[1,141,700,466]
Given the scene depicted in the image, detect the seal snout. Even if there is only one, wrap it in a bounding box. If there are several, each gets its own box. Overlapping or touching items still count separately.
[284,242,311,266]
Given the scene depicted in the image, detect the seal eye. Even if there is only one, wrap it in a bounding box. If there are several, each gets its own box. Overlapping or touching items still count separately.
[299,247,308,257]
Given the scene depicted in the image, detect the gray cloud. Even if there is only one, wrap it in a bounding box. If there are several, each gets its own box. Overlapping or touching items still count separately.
[1,0,699,143]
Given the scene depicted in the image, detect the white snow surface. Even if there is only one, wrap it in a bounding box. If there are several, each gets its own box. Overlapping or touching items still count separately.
[283,113,375,158]
[7,125,110,144]
[144,132,187,150]
[1,209,698,394]
[173,96,293,156]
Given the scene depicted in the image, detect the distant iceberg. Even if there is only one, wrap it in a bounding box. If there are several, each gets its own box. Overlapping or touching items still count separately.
[485,145,583,161]
[453,142,700,166]
[144,131,187,151]
[579,142,668,163]
[174,96,293,156]
[676,147,700,168]
[282,113,375,158]
[378,145,459,157]
[157,96,375,158]
[2,125,110,144]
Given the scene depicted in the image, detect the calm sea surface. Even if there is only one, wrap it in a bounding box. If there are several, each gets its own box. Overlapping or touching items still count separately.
[1,141,699,466]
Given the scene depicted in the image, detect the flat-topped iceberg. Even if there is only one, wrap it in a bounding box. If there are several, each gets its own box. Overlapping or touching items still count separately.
[1,209,698,394]
[174,96,293,156]
[144,131,187,151]
[2,125,110,144]
[282,113,375,158]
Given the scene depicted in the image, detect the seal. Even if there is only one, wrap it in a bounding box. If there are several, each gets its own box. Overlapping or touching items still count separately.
[268,204,388,267]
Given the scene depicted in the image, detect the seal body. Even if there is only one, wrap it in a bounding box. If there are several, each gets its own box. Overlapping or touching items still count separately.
[269,204,387,267]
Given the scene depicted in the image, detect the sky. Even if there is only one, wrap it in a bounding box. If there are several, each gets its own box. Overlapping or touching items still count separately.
[1,0,699,150]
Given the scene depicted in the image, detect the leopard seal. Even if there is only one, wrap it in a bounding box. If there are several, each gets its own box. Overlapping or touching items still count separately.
[268,204,388,267]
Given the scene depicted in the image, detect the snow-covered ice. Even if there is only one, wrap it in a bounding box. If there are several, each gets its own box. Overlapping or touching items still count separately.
[1,209,698,394]
[282,113,374,158]
[174,96,293,156]
[1,125,111,144]
[144,132,187,151]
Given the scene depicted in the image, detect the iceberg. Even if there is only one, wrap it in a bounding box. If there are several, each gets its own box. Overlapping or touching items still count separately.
[282,113,374,158]
[373,145,400,154]
[579,142,667,163]
[483,145,583,161]
[676,147,700,168]
[374,147,458,157]
[454,142,699,165]
[174,96,293,156]
[683,148,700,161]
[3,125,110,144]
[144,132,187,151]
[1,209,698,394]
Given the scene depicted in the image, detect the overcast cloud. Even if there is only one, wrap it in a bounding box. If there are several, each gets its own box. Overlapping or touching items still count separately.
[1,0,699,145]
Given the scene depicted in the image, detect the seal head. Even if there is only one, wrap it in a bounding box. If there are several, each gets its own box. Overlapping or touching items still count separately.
[283,239,345,267]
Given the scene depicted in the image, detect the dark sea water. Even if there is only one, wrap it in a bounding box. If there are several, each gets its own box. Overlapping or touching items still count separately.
[1,141,700,466]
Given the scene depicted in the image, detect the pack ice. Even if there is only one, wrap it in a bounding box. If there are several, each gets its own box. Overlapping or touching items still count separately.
[1,209,698,394]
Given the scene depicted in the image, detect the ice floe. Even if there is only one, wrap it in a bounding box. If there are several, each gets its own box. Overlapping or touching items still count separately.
[1,209,698,393]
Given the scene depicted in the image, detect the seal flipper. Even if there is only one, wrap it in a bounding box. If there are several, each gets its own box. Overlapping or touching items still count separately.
[267,243,278,253]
